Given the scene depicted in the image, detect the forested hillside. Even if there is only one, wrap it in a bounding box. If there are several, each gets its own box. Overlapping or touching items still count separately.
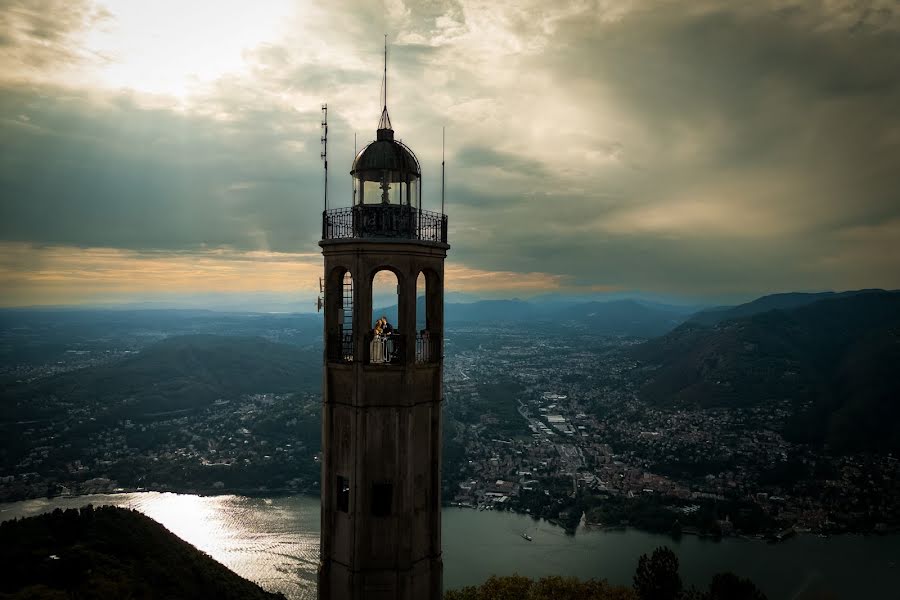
[633,291,900,452]
[0,505,284,599]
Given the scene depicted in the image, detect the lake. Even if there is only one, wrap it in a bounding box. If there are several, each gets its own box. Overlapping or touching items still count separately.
[2,493,897,599]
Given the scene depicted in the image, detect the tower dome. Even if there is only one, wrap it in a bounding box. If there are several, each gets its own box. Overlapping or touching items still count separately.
[352,106,421,207]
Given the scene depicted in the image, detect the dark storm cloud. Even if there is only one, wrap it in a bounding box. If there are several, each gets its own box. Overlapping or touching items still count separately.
[539,1,900,221]
[455,145,549,178]
[434,1,900,294]
[0,85,329,252]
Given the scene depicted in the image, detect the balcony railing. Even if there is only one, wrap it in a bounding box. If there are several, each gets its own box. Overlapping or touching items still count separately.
[323,205,447,243]
[326,331,354,363]
[365,332,406,365]
[415,331,441,364]
[327,331,440,366]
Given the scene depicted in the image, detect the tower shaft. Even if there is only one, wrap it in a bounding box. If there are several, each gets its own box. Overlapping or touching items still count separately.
[318,240,447,600]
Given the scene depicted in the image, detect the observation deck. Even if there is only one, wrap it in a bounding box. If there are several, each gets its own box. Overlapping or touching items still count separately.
[322,204,448,244]
[326,330,442,365]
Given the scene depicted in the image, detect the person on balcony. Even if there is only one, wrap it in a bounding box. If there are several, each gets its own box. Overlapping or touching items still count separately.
[381,316,396,362]
[371,319,385,363]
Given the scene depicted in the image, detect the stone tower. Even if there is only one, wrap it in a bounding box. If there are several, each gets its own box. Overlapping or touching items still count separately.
[317,70,448,599]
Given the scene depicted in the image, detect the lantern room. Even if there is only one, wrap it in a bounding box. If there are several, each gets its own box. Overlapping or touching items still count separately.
[352,107,421,209]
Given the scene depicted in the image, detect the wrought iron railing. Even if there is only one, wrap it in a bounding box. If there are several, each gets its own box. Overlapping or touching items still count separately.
[328,331,439,365]
[364,332,406,365]
[415,331,441,364]
[323,207,355,240]
[322,205,447,243]
[326,331,354,363]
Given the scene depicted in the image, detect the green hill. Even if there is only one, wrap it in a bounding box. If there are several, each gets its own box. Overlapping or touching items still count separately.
[2,334,321,422]
[0,504,284,599]
[633,291,900,452]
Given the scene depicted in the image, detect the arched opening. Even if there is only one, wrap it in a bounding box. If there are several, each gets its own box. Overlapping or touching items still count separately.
[416,269,441,363]
[415,272,430,363]
[326,268,354,363]
[416,272,427,332]
[369,269,401,364]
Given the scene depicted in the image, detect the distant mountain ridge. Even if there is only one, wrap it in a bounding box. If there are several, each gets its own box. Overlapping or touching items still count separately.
[633,290,900,452]
[0,308,322,368]
[687,289,891,325]
[375,297,698,337]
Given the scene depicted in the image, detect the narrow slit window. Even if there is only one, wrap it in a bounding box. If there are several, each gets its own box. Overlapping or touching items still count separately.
[371,482,393,517]
[337,475,350,513]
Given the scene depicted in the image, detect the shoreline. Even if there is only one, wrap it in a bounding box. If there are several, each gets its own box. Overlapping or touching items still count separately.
[6,488,899,541]
[443,500,900,541]
[1,483,320,505]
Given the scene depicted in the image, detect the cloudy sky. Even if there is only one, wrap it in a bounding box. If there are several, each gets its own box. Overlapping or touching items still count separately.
[1,0,898,308]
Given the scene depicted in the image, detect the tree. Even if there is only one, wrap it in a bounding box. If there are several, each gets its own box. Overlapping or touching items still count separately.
[476,574,533,600]
[706,573,767,600]
[443,574,636,600]
[530,575,637,600]
[444,567,766,600]
[444,575,532,600]
[633,546,683,600]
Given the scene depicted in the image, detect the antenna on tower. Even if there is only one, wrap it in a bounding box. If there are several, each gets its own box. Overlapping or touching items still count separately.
[352,132,357,205]
[315,275,325,312]
[441,127,446,215]
[321,104,328,211]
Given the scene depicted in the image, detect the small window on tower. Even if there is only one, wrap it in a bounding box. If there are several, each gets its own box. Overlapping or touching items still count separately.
[371,482,393,517]
[337,476,350,513]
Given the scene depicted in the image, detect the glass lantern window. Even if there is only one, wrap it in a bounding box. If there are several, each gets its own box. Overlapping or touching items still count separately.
[357,172,418,206]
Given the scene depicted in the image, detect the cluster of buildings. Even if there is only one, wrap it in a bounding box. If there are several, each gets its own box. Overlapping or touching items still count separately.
[1,392,320,502]
[441,324,900,535]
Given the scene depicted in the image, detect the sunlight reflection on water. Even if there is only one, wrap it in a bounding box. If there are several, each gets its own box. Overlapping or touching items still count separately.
[0,492,321,599]
[134,493,322,600]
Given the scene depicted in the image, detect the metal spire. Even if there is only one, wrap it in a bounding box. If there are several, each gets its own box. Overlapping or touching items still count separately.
[384,34,388,112]
[378,35,392,132]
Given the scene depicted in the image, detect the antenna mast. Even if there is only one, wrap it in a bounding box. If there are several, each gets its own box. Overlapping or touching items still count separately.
[321,104,328,211]
[441,127,446,215]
